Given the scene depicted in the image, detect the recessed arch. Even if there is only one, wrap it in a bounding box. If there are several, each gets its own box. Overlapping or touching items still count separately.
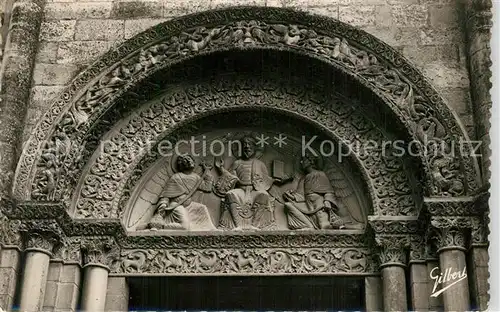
[12,6,481,210]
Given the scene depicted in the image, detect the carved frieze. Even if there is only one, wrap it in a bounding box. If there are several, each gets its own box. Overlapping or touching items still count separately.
[110,247,376,275]
[13,7,479,211]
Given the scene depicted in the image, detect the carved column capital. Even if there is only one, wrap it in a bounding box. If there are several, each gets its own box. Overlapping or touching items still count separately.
[375,235,410,268]
[53,237,83,265]
[81,238,119,270]
[430,217,473,252]
[24,232,58,256]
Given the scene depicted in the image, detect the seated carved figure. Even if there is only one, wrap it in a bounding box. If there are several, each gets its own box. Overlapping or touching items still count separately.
[284,155,345,230]
[216,136,288,230]
[146,154,216,231]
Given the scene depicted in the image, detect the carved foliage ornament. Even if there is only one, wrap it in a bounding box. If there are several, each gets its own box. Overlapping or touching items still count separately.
[375,235,410,267]
[81,237,120,268]
[75,78,416,219]
[13,8,478,205]
[111,247,376,275]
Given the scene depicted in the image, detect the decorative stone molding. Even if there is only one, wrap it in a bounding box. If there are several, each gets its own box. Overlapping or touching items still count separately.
[430,216,473,252]
[409,234,426,263]
[12,7,480,208]
[0,0,44,198]
[368,217,419,234]
[110,247,376,275]
[375,235,410,268]
[24,232,58,256]
[424,197,477,216]
[81,237,120,270]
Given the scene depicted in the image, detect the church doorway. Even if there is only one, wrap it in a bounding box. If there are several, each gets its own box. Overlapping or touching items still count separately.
[128,276,365,310]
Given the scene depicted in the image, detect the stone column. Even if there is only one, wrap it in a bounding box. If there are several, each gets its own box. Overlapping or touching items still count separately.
[434,227,470,311]
[0,0,44,199]
[376,235,409,312]
[18,232,57,312]
[463,0,493,183]
[364,276,383,311]
[409,235,429,311]
[105,277,129,311]
[80,239,117,312]
[0,247,21,310]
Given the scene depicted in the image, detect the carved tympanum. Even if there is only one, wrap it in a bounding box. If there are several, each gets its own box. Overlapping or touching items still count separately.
[126,130,366,232]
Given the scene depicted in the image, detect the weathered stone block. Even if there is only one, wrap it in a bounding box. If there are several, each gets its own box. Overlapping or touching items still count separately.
[429,4,459,28]
[45,2,112,20]
[440,87,472,115]
[339,5,376,27]
[35,41,59,64]
[472,247,489,267]
[338,0,385,4]
[42,280,58,308]
[411,282,429,310]
[75,19,124,41]
[468,31,491,55]
[0,268,17,295]
[163,0,211,16]
[32,63,79,85]
[374,5,393,27]
[30,86,65,109]
[419,27,464,45]
[60,265,81,284]
[47,262,63,281]
[124,18,169,39]
[111,0,162,19]
[474,266,489,295]
[0,250,20,269]
[422,63,469,89]
[40,20,76,42]
[391,4,428,27]
[266,0,307,7]
[362,26,419,47]
[55,283,80,309]
[212,0,266,8]
[57,41,111,65]
[410,263,428,284]
[402,45,462,69]
[307,6,338,19]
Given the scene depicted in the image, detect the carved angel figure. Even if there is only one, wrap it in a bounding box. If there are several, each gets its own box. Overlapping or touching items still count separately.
[143,154,216,231]
[283,155,346,230]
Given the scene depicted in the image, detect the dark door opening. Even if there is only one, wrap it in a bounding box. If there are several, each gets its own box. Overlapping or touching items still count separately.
[128,276,365,311]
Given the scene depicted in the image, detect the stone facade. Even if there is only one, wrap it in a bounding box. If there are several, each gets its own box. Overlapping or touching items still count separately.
[0,1,492,311]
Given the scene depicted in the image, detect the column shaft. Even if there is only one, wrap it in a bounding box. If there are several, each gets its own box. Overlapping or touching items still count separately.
[0,248,20,310]
[105,277,129,311]
[381,266,407,311]
[80,266,109,312]
[18,250,51,311]
[365,276,383,311]
[439,249,470,311]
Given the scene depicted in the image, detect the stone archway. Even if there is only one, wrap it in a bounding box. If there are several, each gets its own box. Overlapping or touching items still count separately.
[1,6,489,312]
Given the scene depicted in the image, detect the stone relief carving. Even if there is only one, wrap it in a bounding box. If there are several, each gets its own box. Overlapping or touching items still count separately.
[375,235,410,267]
[124,128,369,232]
[136,154,217,231]
[110,247,376,274]
[283,155,346,230]
[216,135,287,231]
[14,8,479,208]
[75,78,417,220]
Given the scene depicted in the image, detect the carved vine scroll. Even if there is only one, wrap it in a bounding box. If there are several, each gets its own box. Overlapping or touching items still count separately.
[13,7,480,209]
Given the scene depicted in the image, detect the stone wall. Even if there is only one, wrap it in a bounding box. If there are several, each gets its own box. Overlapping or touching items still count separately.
[25,0,474,142]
